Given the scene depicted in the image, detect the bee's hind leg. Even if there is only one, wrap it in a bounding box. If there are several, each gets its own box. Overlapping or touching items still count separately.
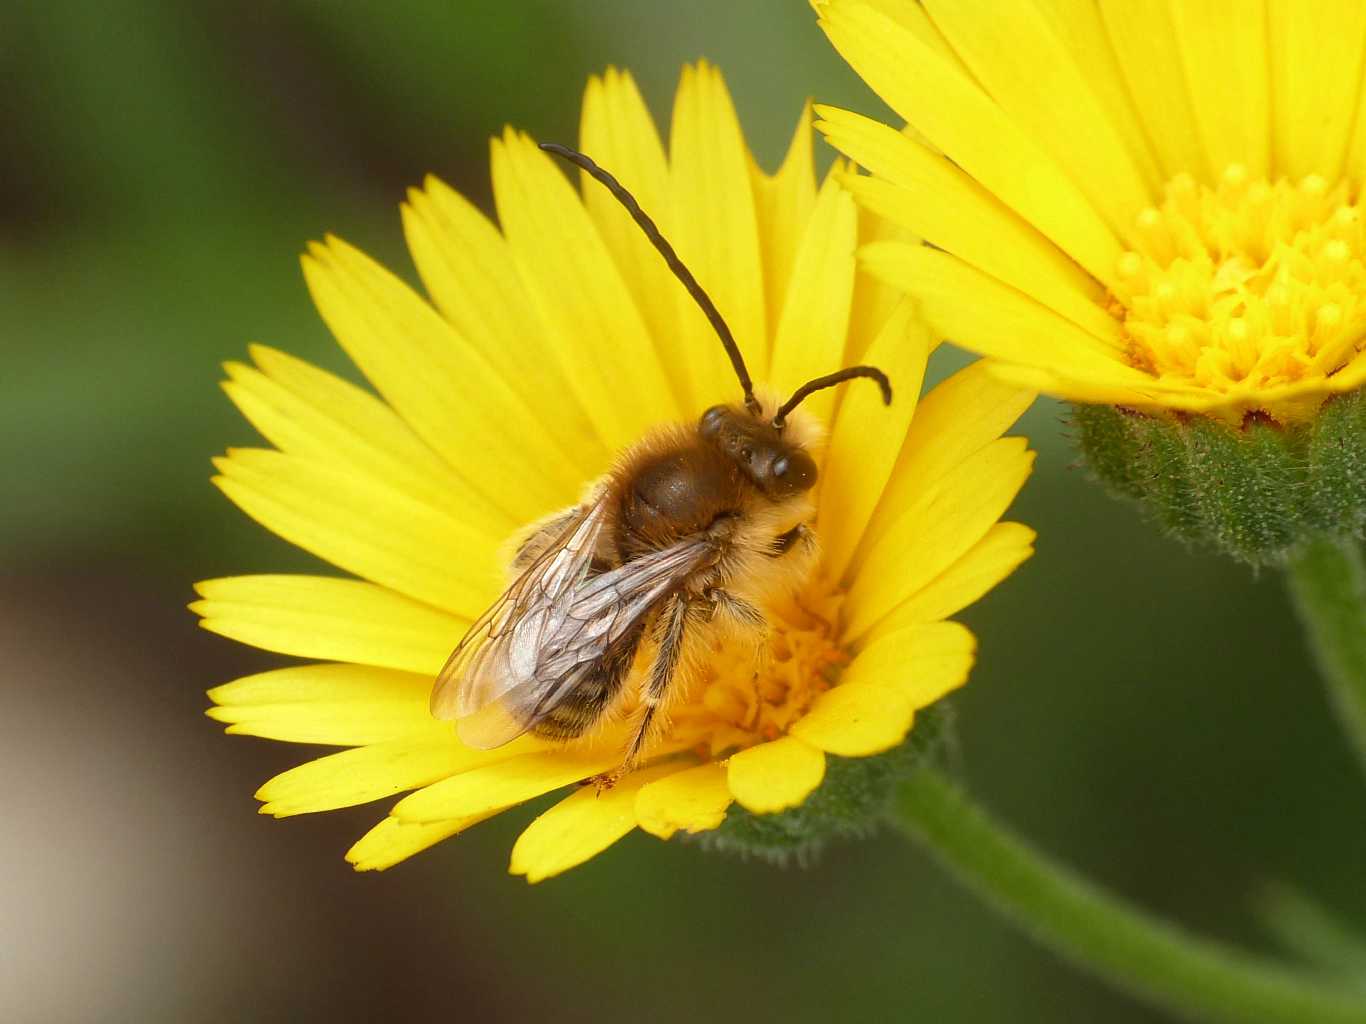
[594,593,693,789]
[702,587,767,633]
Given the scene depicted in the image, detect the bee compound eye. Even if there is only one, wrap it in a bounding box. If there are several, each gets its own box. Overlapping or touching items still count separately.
[699,405,730,438]
[770,450,817,494]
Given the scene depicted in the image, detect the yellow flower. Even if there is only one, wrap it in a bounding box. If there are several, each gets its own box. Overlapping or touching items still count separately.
[196,62,1035,881]
[817,0,1366,424]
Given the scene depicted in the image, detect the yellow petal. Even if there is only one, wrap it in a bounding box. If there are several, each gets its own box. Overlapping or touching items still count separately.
[667,62,768,406]
[1268,0,1366,180]
[491,129,678,445]
[820,299,928,583]
[751,102,818,342]
[817,0,1121,286]
[846,201,919,362]
[207,663,437,745]
[393,749,617,824]
[856,359,1033,573]
[212,448,500,620]
[817,108,1111,340]
[1098,0,1210,181]
[921,0,1153,236]
[1030,0,1163,189]
[1169,0,1271,178]
[256,733,538,817]
[302,236,587,519]
[726,737,826,814]
[766,173,858,425]
[849,620,977,709]
[845,438,1035,642]
[192,575,463,674]
[346,813,495,872]
[790,681,914,757]
[875,521,1037,630]
[578,68,685,407]
[401,177,605,456]
[635,761,732,839]
[223,347,513,538]
[861,243,1126,364]
[509,764,680,883]
[860,0,977,81]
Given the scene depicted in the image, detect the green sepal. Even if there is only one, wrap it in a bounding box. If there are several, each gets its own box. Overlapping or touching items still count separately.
[695,701,956,866]
[1073,391,1366,565]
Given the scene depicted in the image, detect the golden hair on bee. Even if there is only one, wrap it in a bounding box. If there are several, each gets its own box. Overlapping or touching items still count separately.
[430,143,893,785]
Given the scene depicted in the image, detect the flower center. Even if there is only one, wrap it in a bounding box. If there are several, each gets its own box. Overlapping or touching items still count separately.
[1112,165,1366,403]
[666,584,847,757]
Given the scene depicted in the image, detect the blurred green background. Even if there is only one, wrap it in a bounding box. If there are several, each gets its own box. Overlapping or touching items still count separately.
[5,3,1365,1021]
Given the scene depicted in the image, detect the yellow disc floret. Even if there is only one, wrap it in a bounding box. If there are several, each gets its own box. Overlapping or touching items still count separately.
[1114,166,1366,419]
[669,586,847,758]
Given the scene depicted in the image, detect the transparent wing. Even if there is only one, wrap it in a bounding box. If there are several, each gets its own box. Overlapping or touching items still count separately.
[431,499,607,727]
[431,497,717,750]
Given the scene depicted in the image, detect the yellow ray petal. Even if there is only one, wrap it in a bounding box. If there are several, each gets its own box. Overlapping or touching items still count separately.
[845,203,918,363]
[857,359,1034,568]
[1169,0,1271,179]
[860,243,1126,363]
[818,109,1112,341]
[578,68,686,407]
[1031,0,1163,189]
[725,736,826,814]
[1098,0,1209,182]
[848,620,976,709]
[845,438,1035,643]
[766,173,858,426]
[393,749,618,824]
[751,102,818,342]
[789,680,914,757]
[861,0,977,81]
[347,812,495,872]
[509,763,680,883]
[817,0,1121,286]
[1268,0,1366,180]
[491,129,679,444]
[302,236,586,520]
[983,362,1219,411]
[401,177,605,454]
[872,521,1037,631]
[635,761,732,839]
[223,347,514,537]
[207,663,438,746]
[192,575,463,674]
[921,0,1153,236]
[820,299,928,583]
[256,733,539,817]
[668,62,768,405]
[212,449,501,620]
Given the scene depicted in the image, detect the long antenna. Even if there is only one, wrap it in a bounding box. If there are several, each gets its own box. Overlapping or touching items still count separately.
[773,366,892,429]
[539,142,759,415]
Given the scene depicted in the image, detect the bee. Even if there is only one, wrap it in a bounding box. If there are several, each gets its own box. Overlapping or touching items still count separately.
[431,142,892,782]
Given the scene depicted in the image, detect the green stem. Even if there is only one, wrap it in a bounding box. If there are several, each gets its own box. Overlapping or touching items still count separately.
[1286,534,1366,778]
[891,767,1366,1024]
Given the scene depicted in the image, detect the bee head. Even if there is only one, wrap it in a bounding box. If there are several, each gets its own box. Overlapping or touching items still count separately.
[535,142,892,495]
[699,404,818,499]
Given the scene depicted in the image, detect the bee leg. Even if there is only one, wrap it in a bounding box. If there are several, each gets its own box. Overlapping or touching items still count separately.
[618,592,692,776]
[702,587,767,633]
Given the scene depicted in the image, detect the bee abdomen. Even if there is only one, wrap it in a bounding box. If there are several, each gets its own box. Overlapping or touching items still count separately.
[531,620,646,741]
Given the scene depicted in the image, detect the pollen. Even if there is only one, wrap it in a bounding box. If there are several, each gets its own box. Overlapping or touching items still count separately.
[669,585,849,758]
[1112,166,1366,417]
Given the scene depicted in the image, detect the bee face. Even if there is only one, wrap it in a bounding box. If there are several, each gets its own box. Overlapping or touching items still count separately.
[697,404,818,500]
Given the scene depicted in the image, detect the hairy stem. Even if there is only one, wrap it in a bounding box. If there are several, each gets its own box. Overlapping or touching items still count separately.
[891,767,1366,1024]
[1286,534,1366,779]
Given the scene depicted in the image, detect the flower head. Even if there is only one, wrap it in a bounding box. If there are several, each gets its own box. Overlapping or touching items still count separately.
[197,63,1035,880]
[817,0,1366,425]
